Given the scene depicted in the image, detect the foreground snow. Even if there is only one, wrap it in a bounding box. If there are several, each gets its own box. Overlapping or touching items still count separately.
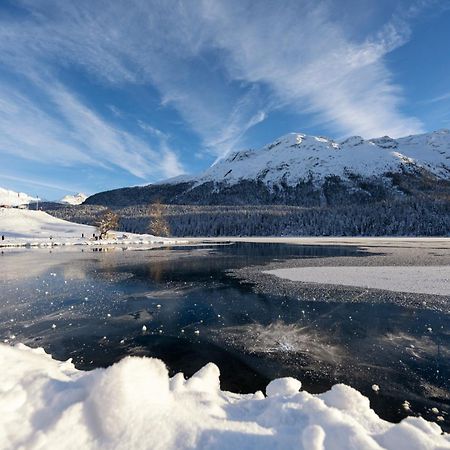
[0,345,447,450]
[265,266,450,296]
[0,208,186,247]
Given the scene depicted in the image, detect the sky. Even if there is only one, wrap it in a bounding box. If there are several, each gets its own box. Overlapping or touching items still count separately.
[0,0,449,200]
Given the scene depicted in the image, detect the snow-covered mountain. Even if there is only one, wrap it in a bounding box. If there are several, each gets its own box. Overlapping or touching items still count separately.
[0,188,39,207]
[172,129,450,187]
[60,193,87,205]
[85,129,450,208]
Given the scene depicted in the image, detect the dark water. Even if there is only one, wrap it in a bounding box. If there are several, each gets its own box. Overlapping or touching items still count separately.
[0,243,449,429]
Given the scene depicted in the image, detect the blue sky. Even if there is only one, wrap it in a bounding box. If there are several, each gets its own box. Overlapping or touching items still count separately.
[0,0,449,200]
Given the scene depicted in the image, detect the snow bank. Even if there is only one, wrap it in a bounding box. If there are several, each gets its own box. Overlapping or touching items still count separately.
[0,344,447,450]
[265,266,450,296]
[0,208,187,247]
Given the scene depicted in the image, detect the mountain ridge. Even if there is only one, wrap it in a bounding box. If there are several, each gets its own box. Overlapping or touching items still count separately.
[85,129,450,208]
[171,129,450,187]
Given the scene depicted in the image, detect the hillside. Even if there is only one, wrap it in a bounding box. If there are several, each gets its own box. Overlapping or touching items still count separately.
[0,187,39,207]
[0,208,94,239]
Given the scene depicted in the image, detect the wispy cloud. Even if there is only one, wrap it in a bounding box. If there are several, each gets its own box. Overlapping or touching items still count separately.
[0,76,184,179]
[137,121,168,139]
[204,85,268,156]
[0,173,85,194]
[422,91,450,104]
[0,0,429,174]
[198,0,425,139]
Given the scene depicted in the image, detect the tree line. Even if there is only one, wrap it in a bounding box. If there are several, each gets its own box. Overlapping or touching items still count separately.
[46,197,449,237]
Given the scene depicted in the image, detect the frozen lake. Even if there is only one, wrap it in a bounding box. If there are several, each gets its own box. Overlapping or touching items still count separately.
[0,242,449,429]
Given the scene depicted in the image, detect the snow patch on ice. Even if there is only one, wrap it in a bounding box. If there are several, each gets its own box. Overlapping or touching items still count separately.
[265,266,450,296]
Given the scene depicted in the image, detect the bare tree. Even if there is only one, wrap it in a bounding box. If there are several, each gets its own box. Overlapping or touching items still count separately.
[148,201,170,237]
[95,210,119,238]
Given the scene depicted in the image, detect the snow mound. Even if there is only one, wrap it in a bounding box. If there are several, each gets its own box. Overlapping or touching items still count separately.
[266,377,302,397]
[0,344,447,450]
[60,193,88,205]
[0,187,39,207]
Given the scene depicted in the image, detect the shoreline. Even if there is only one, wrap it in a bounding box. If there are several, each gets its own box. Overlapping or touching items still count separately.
[186,236,450,248]
[2,235,450,249]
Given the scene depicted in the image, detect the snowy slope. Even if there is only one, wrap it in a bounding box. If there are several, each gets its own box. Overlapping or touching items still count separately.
[192,129,450,186]
[0,344,447,450]
[0,208,94,238]
[0,187,39,206]
[60,192,88,205]
[0,208,188,247]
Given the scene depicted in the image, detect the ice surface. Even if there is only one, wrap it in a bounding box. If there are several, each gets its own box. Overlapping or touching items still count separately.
[0,344,448,449]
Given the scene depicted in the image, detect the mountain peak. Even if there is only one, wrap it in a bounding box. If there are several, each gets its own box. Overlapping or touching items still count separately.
[368,136,398,149]
[60,193,87,205]
[194,129,449,187]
